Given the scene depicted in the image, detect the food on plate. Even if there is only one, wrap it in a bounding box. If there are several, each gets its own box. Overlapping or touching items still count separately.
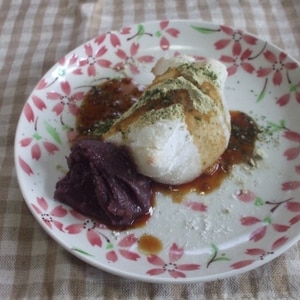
[54,55,240,228]
[76,77,143,136]
[54,139,153,228]
[155,110,261,202]
[103,56,231,184]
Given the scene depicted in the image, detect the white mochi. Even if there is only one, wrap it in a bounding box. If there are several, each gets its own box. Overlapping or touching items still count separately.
[104,56,230,184]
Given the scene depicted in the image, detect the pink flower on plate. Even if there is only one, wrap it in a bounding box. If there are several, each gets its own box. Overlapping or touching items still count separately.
[64,210,106,247]
[235,189,256,203]
[282,130,300,161]
[282,165,300,191]
[56,53,82,76]
[184,200,207,212]
[230,259,255,270]
[235,189,264,207]
[146,243,200,279]
[23,102,35,123]
[219,46,256,76]
[19,133,59,160]
[156,20,180,51]
[36,54,82,90]
[215,25,257,55]
[31,196,67,231]
[18,156,34,176]
[241,215,290,242]
[47,80,85,116]
[106,233,141,263]
[120,26,131,35]
[257,50,298,85]
[121,21,179,50]
[79,43,112,76]
[31,95,47,111]
[276,81,300,106]
[245,236,289,260]
[114,42,154,74]
[289,214,300,225]
[95,32,121,48]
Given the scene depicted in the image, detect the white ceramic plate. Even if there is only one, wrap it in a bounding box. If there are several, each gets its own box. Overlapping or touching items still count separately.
[15,20,300,283]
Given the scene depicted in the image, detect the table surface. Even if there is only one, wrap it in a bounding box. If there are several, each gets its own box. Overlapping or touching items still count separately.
[1,0,300,299]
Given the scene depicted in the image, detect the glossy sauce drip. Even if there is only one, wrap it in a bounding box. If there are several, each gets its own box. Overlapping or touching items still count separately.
[76,78,143,136]
[138,234,163,254]
[76,78,259,205]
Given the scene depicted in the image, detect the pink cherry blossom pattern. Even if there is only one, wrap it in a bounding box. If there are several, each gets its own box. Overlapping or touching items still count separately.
[15,20,300,281]
[235,189,256,203]
[19,134,59,160]
[230,259,255,270]
[276,81,300,106]
[245,248,267,256]
[215,25,257,55]
[285,200,300,212]
[257,50,298,85]
[46,80,85,116]
[18,156,34,176]
[19,113,61,161]
[105,249,118,262]
[281,180,300,191]
[272,236,289,250]
[31,196,67,231]
[156,20,180,51]
[106,233,140,263]
[64,210,107,247]
[122,24,153,41]
[36,54,82,90]
[289,214,300,225]
[184,200,207,212]
[23,102,35,123]
[235,189,265,207]
[283,129,300,161]
[146,243,200,279]
[282,165,300,191]
[240,216,261,226]
[114,42,154,74]
[244,237,289,261]
[120,26,131,35]
[283,130,300,144]
[219,45,256,76]
[95,32,121,48]
[36,78,48,90]
[272,224,290,232]
[31,95,47,111]
[249,225,267,242]
[79,43,112,76]
[244,248,274,261]
[241,214,290,242]
[57,53,82,76]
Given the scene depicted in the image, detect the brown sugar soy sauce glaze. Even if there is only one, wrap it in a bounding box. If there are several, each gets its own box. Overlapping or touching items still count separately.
[76,77,144,136]
[154,110,260,202]
[76,77,260,223]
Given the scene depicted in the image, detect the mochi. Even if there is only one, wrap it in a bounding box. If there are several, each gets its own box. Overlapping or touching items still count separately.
[103,56,230,184]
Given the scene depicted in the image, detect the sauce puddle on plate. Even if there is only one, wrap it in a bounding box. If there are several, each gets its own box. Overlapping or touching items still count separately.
[138,234,163,255]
